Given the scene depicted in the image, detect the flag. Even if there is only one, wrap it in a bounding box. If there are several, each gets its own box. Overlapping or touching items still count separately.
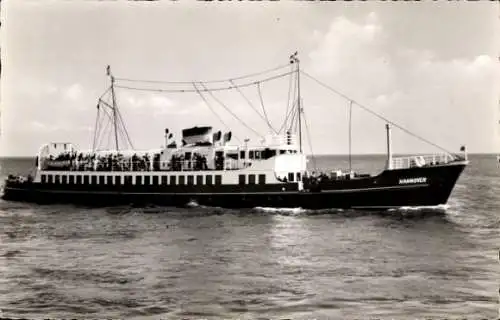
[460,145,466,152]
[106,65,111,76]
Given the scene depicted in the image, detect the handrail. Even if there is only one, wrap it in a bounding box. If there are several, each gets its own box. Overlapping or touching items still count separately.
[390,153,456,170]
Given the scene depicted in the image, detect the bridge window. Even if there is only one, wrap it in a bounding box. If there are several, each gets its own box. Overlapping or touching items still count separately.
[239,174,245,185]
[136,176,143,185]
[69,176,75,184]
[99,176,105,185]
[179,176,185,185]
[206,175,213,185]
[41,175,47,184]
[55,175,60,184]
[215,175,222,185]
[240,151,245,159]
[170,176,176,185]
[258,174,266,185]
[76,175,82,184]
[115,176,122,185]
[153,176,159,185]
[248,174,256,185]
[47,175,53,184]
[196,175,203,185]
[83,175,89,184]
[107,176,113,185]
[297,172,301,182]
[288,172,294,182]
[187,175,194,185]
[144,175,151,185]
[161,176,168,185]
[62,176,68,184]
[249,151,254,159]
[91,176,97,185]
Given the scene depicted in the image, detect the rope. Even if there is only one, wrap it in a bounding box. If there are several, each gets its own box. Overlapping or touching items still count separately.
[199,82,262,139]
[114,71,294,94]
[301,70,456,156]
[114,63,291,85]
[257,82,276,133]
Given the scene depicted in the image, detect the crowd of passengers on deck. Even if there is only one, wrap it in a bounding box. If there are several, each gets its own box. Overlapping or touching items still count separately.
[41,151,212,172]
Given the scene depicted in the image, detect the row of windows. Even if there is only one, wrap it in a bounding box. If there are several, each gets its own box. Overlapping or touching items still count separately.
[41,174,224,186]
[238,174,267,185]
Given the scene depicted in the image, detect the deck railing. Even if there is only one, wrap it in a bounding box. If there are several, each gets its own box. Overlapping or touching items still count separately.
[390,153,457,170]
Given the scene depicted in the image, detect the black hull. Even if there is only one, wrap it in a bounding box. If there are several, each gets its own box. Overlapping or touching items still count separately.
[2,162,467,210]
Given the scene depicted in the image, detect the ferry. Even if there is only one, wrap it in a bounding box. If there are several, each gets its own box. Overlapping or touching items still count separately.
[2,53,468,209]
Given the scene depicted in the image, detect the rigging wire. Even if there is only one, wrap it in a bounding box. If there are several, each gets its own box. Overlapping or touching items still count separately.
[278,100,298,134]
[302,106,317,172]
[348,100,353,173]
[114,63,291,85]
[284,65,295,123]
[229,79,276,134]
[192,82,239,142]
[114,71,294,94]
[198,82,263,140]
[257,82,276,134]
[300,70,457,156]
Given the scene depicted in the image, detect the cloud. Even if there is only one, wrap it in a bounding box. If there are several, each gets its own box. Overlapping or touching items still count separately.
[63,83,83,101]
[308,12,393,99]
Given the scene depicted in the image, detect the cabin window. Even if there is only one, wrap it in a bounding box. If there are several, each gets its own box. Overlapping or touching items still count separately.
[206,175,213,185]
[297,172,301,182]
[69,175,75,185]
[55,175,61,184]
[41,175,47,184]
[107,176,113,185]
[91,176,97,185]
[187,175,194,185]
[152,176,159,185]
[136,176,143,185]
[115,176,122,185]
[248,174,256,185]
[239,174,246,185]
[288,172,294,182]
[125,176,132,185]
[215,175,222,185]
[170,176,177,185]
[258,174,266,185]
[196,175,203,185]
[240,151,245,159]
[144,176,151,185]
[76,175,82,184]
[161,176,168,185]
[179,176,185,185]
[48,175,53,184]
[99,176,105,185]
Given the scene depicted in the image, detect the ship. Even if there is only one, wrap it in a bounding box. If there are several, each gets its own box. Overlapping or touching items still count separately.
[2,53,468,210]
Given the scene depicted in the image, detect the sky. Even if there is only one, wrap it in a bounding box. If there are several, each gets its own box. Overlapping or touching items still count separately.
[0,0,498,157]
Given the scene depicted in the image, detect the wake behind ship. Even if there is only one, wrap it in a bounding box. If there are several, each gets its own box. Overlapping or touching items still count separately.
[2,53,468,209]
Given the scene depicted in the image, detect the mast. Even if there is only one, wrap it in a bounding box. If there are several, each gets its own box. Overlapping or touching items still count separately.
[290,51,302,153]
[107,65,120,151]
